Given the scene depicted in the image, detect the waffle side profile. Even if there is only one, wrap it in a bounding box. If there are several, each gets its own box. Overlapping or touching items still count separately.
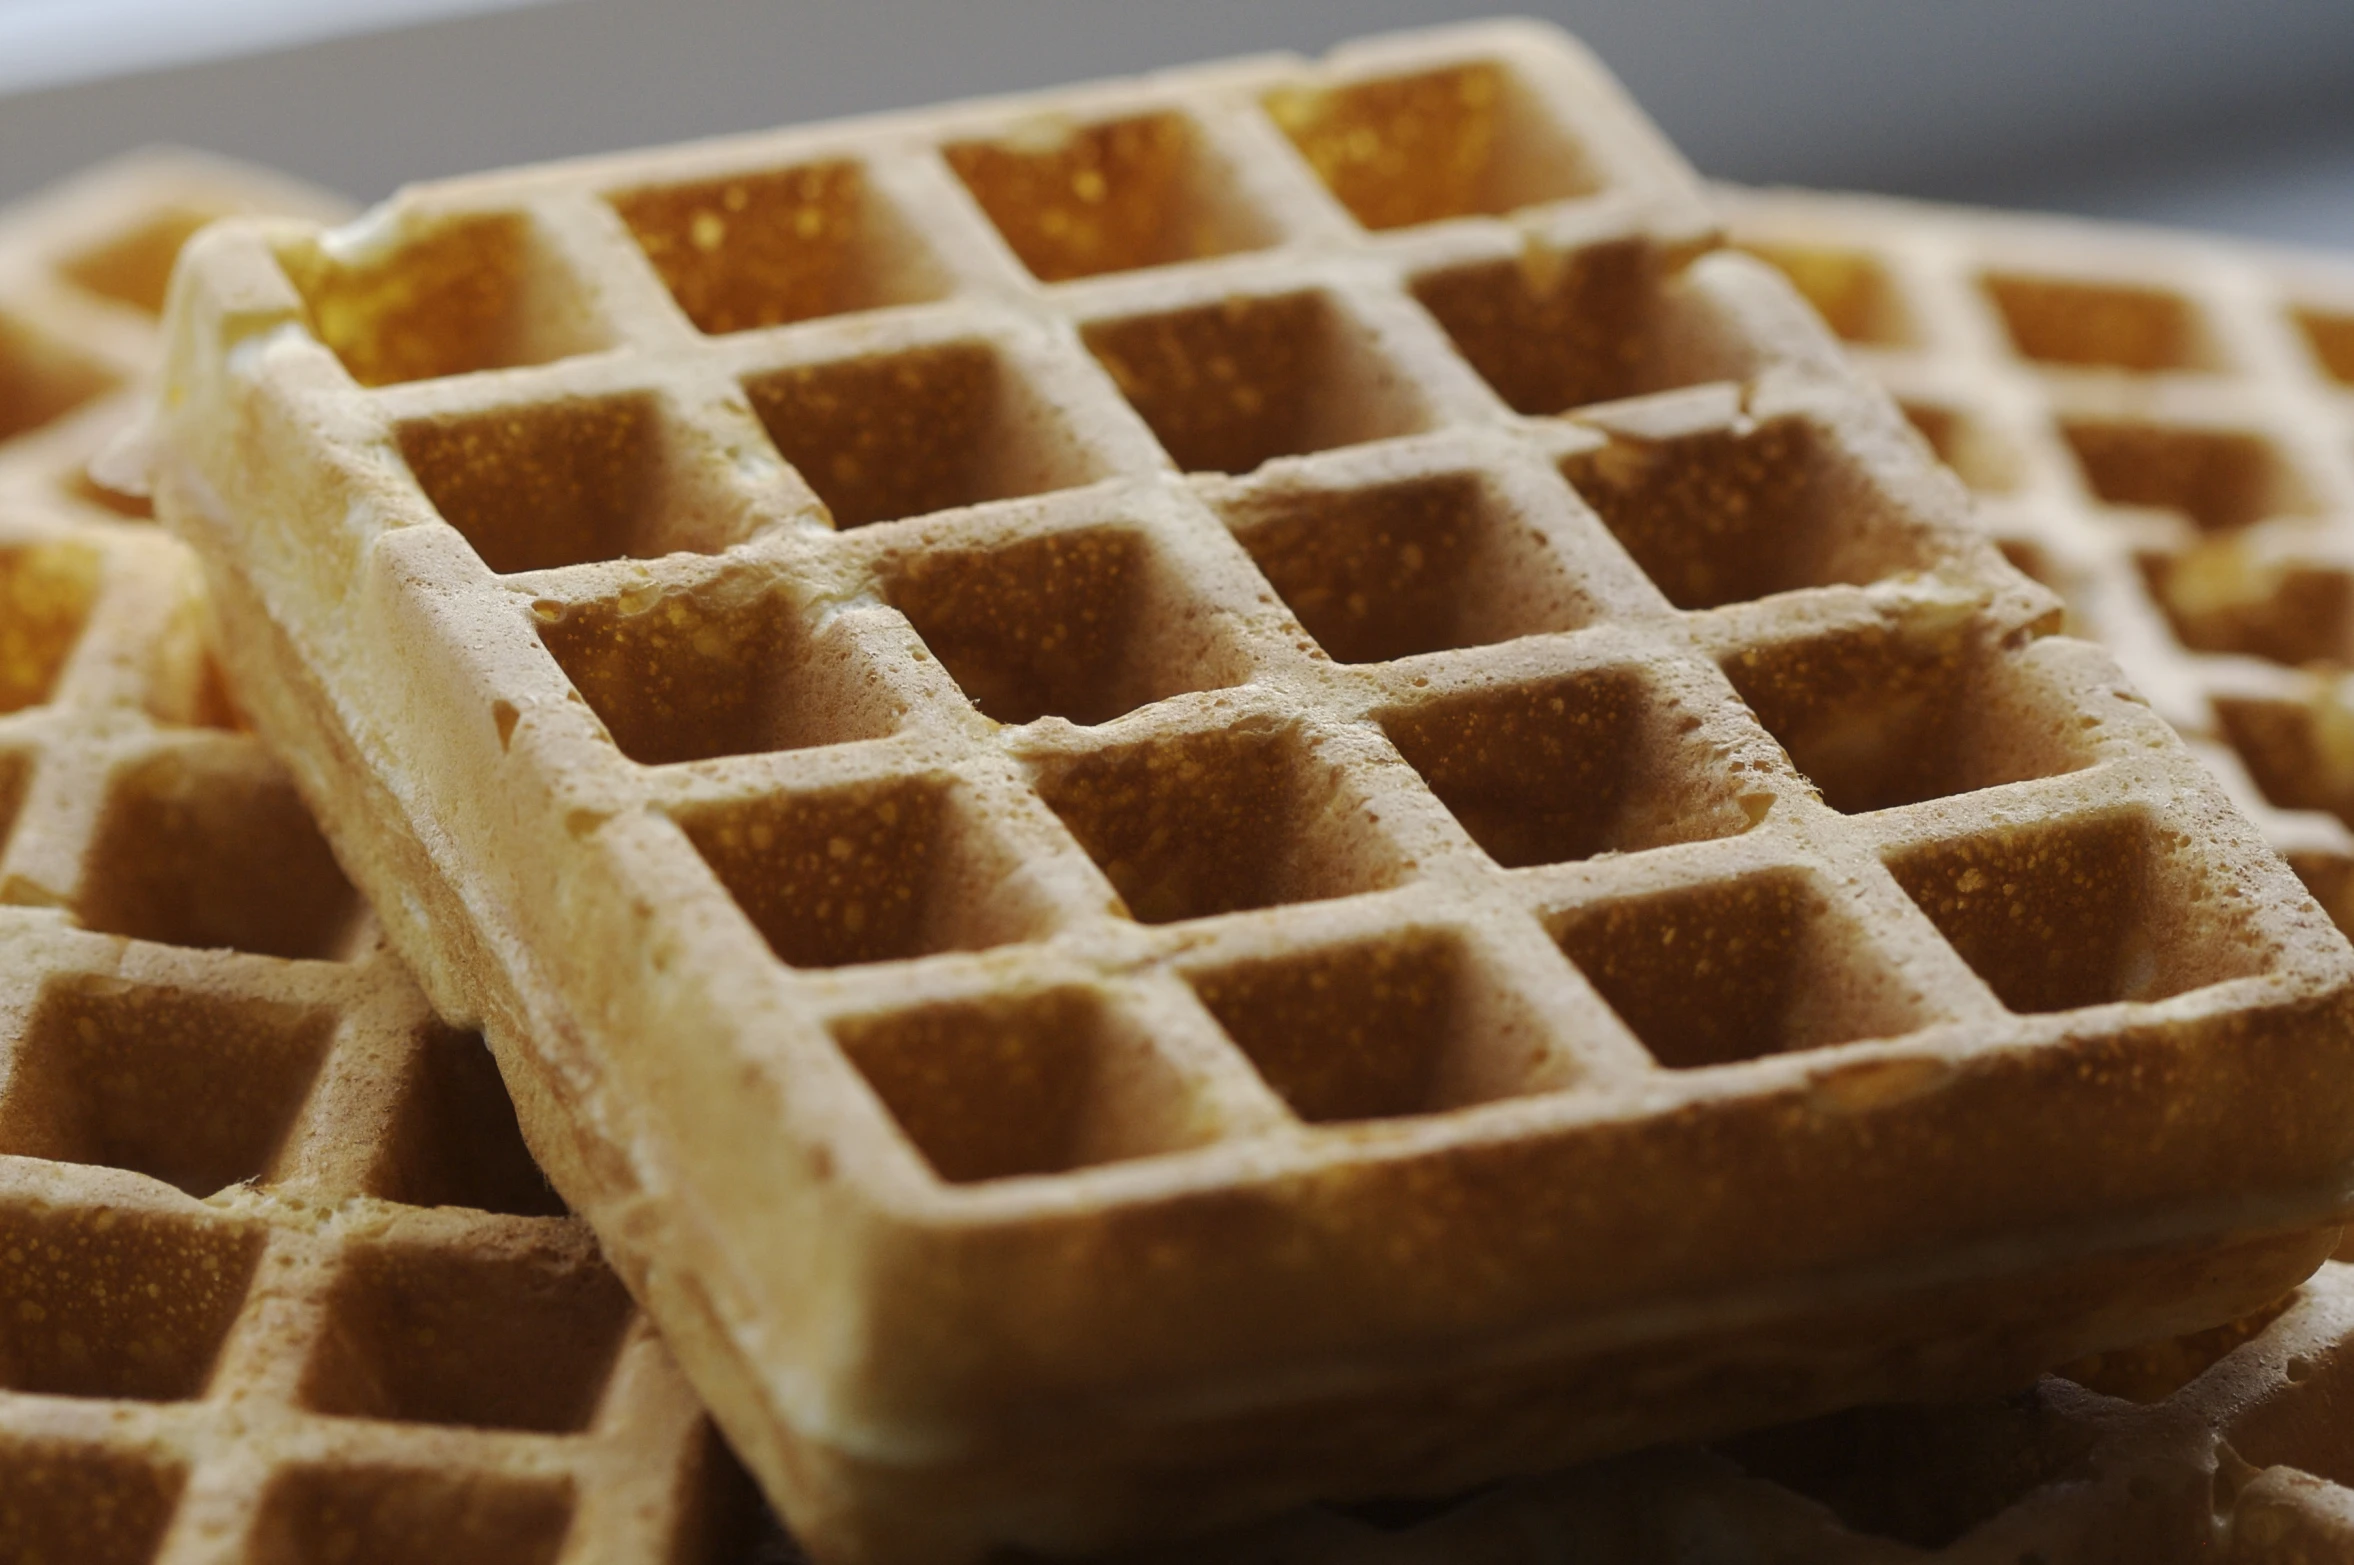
[0,156,767,1565]
[1145,1258,2354,1564]
[141,25,2354,1562]
[1719,186,2354,939]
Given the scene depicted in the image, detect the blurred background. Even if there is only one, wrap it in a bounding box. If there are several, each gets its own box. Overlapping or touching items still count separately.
[1,0,2350,246]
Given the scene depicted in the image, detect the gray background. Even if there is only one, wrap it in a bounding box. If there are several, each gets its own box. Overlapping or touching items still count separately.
[3,0,2351,247]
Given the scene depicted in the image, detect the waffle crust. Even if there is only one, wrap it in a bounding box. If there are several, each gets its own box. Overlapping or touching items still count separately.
[0,155,762,1565]
[141,26,2354,1562]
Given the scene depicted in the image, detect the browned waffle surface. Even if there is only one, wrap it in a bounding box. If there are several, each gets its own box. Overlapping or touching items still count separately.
[1719,186,2354,941]
[140,24,2354,1563]
[1141,1257,2354,1563]
[0,155,771,1565]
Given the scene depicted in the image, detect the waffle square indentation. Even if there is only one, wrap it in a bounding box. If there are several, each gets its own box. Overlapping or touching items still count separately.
[1413,242,1722,416]
[2058,419,2315,534]
[835,989,1213,1184]
[1382,669,1759,865]
[1189,929,1565,1122]
[680,778,1047,969]
[1217,469,1586,664]
[1899,401,2022,496]
[376,1027,565,1217]
[282,212,606,387]
[2214,697,2354,831]
[0,539,100,714]
[0,982,334,1197]
[1887,811,2277,1013]
[746,341,1111,528]
[538,575,899,765]
[1265,61,1596,231]
[1033,721,1400,924]
[1083,291,1430,475]
[2140,547,2354,669]
[1981,273,2217,373]
[946,111,1275,282]
[612,160,948,335]
[60,207,214,317]
[1555,870,1926,1068]
[77,748,363,960]
[2292,305,2354,386]
[254,1466,575,1565]
[0,311,116,445]
[881,524,1241,725]
[1739,242,1915,346]
[1562,419,1934,611]
[1723,624,2093,815]
[301,1244,631,1432]
[0,1442,184,1565]
[399,394,735,575]
[0,1203,261,1400]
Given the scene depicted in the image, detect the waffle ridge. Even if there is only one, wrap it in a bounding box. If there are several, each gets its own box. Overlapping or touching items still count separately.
[0,154,769,1565]
[1721,186,2354,946]
[138,26,2354,1563]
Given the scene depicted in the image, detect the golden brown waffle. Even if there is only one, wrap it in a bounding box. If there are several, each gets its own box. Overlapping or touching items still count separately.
[1719,186,2354,939]
[0,155,769,1565]
[137,25,2354,1562]
[1145,1258,2354,1564]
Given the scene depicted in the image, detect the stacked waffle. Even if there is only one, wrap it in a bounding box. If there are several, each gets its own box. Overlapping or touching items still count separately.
[10,20,2354,1564]
[0,155,766,1565]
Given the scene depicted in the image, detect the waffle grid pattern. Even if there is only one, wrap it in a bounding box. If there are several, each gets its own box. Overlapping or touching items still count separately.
[148,27,2354,1561]
[0,157,766,1565]
[1720,186,2354,938]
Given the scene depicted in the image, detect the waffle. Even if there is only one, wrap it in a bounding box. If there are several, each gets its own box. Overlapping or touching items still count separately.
[0,155,771,1565]
[1718,186,2354,941]
[1149,1258,2354,1564]
[135,23,2354,1562]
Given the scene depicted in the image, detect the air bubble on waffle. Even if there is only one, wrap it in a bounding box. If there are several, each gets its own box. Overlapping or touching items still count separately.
[678,776,1055,969]
[1381,666,1761,866]
[1554,869,1930,1069]
[1082,289,1431,475]
[1263,59,1598,231]
[0,538,100,712]
[300,1241,632,1432]
[612,158,951,335]
[1713,1396,2093,1549]
[1722,620,2095,815]
[398,393,755,576]
[0,1439,184,1565]
[1898,400,2023,495]
[744,339,1115,529]
[1031,718,1404,925]
[538,569,901,764]
[946,110,1277,283]
[834,987,1222,1184]
[1560,415,1938,611]
[2293,305,2354,387]
[1213,465,1590,665]
[2058,418,2317,535]
[1187,928,1575,1122]
[1981,272,2221,374]
[0,1200,261,1399]
[878,521,1248,725]
[1736,241,1916,347]
[76,744,364,960]
[0,978,334,1197]
[280,210,608,388]
[58,207,217,317]
[251,1465,576,1565]
[375,1025,566,1216]
[1411,239,1743,418]
[1886,808,2278,1014]
[0,310,117,446]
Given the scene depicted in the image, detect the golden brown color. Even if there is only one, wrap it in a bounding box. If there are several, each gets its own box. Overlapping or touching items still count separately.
[140,27,2354,1563]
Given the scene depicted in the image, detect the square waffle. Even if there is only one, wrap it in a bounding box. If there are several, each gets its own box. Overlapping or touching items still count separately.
[1719,186,2354,942]
[136,25,2354,1562]
[1148,1259,2354,1563]
[0,155,766,1565]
